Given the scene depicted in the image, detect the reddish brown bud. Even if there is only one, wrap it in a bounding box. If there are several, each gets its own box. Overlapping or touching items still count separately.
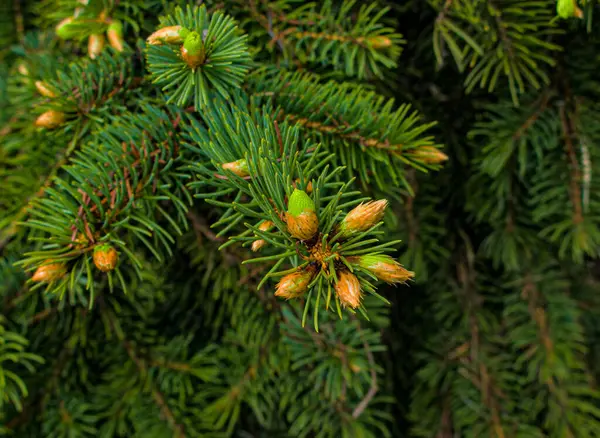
[275,266,316,299]
[286,189,318,240]
[335,271,362,309]
[93,244,118,272]
[32,262,67,282]
[35,110,66,129]
[339,200,388,237]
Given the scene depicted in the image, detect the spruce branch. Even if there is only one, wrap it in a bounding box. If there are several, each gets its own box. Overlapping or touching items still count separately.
[145,5,252,110]
[184,98,414,326]
[431,0,562,105]
[249,68,443,190]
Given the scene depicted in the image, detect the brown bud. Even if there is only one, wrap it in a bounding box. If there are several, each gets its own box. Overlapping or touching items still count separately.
[286,189,318,240]
[339,200,388,237]
[32,262,67,282]
[221,159,249,178]
[35,81,57,98]
[180,46,204,69]
[251,239,266,252]
[349,254,414,284]
[35,110,66,129]
[88,34,105,59]
[93,244,118,272]
[275,266,316,299]
[286,211,318,241]
[147,25,185,45]
[412,146,448,164]
[335,271,362,309]
[252,220,274,252]
[106,20,124,52]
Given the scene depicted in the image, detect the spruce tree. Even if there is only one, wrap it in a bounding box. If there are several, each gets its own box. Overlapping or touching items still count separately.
[1,0,600,436]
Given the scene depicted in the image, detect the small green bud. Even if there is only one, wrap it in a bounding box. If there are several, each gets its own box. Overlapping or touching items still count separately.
[557,0,582,18]
[178,27,191,40]
[287,189,315,217]
[56,17,76,39]
[183,31,203,56]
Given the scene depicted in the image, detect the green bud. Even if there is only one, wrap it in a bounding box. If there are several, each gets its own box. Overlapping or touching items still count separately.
[183,31,203,56]
[287,189,315,217]
[178,27,191,40]
[557,0,582,18]
[108,20,123,36]
[56,17,76,39]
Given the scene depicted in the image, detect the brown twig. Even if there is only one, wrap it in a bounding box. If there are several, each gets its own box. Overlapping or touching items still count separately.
[352,336,377,418]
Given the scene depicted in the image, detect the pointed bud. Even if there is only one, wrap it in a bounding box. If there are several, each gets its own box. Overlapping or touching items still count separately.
[35,81,57,98]
[93,244,118,272]
[286,189,318,240]
[335,271,362,309]
[32,262,67,282]
[339,200,387,237]
[147,25,188,45]
[35,110,66,129]
[221,159,249,178]
[412,146,448,164]
[107,20,124,52]
[88,34,105,59]
[349,254,414,284]
[56,17,75,39]
[367,35,392,49]
[181,31,205,68]
[252,220,274,252]
[275,266,316,299]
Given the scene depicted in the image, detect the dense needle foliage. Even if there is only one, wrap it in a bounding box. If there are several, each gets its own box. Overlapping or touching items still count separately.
[2,0,600,437]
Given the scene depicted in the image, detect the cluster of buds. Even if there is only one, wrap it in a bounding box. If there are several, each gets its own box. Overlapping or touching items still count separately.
[30,244,118,284]
[147,26,207,69]
[285,189,319,241]
[273,189,413,309]
[56,16,125,59]
[32,78,65,129]
[252,220,274,252]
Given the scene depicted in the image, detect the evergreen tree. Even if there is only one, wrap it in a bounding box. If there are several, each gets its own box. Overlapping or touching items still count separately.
[1,0,600,436]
